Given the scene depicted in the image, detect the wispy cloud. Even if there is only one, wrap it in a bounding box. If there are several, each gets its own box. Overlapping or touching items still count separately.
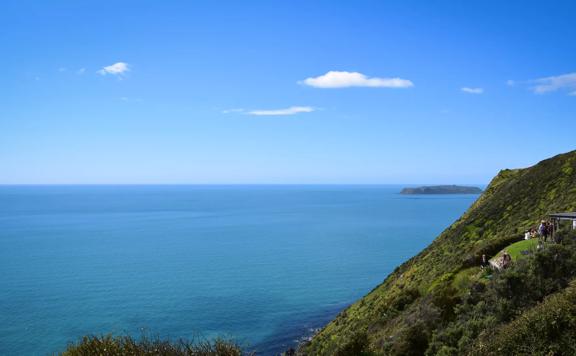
[530,72,576,94]
[569,91,576,96]
[77,68,86,75]
[221,108,245,114]
[221,107,315,116]
[461,87,484,94]
[98,62,130,76]
[300,71,414,89]
[247,106,315,116]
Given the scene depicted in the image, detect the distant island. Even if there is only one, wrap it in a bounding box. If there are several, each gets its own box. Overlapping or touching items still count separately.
[400,185,483,194]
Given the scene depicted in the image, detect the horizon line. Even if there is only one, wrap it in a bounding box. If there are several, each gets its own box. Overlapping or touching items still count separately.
[0,182,489,186]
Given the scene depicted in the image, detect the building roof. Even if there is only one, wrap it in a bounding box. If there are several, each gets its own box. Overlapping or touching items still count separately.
[549,212,576,220]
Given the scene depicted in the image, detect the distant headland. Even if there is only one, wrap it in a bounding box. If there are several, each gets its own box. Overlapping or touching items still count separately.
[400,185,483,195]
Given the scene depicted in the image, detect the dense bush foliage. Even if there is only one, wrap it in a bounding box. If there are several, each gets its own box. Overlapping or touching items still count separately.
[305,151,576,355]
[472,280,576,355]
[61,334,248,356]
[426,236,576,355]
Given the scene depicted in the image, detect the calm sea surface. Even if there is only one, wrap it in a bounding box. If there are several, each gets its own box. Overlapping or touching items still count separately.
[0,185,479,355]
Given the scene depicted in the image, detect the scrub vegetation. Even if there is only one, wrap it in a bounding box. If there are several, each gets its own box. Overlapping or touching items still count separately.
[303,150,576,355]
[61,334,248,356]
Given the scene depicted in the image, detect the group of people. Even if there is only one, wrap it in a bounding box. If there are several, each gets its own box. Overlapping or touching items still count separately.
[489,220,557,271]
[483,218,567,271]
[524,220,555,242]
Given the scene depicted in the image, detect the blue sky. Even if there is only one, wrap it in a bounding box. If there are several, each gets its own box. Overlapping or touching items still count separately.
[1,0,575,184]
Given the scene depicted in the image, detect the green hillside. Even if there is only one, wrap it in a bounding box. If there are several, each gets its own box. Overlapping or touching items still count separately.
[303,150,576,355]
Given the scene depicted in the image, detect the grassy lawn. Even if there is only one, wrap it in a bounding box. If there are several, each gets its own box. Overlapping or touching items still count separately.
[491,238,539,263]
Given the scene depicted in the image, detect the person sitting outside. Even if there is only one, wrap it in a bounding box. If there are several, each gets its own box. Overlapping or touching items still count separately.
[524,230,531,240]
[501,251,512,269]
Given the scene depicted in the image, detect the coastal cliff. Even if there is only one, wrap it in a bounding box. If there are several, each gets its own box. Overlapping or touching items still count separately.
[303,150,576,355]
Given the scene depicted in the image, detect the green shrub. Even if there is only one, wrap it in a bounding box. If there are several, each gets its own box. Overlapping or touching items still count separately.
[472,281,576,356]
[334,331,373,356]
[60,334,249,356]
[427,238,576,355]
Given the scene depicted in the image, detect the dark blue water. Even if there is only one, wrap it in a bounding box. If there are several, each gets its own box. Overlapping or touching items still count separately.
[0,185,479,355]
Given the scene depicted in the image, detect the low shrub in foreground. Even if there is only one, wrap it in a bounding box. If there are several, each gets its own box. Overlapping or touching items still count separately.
[471,281,576,356]
[61,334,249,356]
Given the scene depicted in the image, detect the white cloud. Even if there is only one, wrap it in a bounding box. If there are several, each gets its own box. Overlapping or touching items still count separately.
[98,62,130,76]
[506,80,515,86]
[247,106,315,116]
[77,68,86,75]
[531,72,576,94]
[569,91,576,96]
[461,87,484,94]
[300,71,414,88]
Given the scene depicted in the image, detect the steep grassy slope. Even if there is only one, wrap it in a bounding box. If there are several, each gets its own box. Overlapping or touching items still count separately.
[304,150,576,355]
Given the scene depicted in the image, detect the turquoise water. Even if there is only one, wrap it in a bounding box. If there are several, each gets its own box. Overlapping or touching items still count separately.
[0,185,479,355]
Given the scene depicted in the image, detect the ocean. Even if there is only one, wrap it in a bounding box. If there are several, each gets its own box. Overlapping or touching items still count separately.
[0,185,479,355]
